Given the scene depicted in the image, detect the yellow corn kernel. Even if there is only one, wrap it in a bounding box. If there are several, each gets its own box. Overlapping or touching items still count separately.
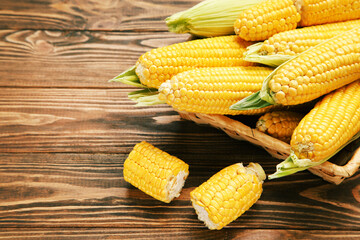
[191,162,266,230]
[298,0,360,27]
[291,80,360,163]
[256,111,304,143]
[261,19,360,56]
[136,35,254,89]
[123,141,189,203]
[158,66,276,115]
[234,0,301,41]
[268,27,360,106]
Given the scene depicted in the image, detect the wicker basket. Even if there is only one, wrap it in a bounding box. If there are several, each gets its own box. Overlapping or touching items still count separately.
[177,111,360,185]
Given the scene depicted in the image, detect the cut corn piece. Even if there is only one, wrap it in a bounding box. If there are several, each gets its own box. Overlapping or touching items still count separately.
[231,26,360,110]
[123,141,189,203]
[297,0,360,27]
[234,0,301,41]
[166,0,265,37]
[191,162,266,230]
[158,66,276,115]
[244,19,360,67]
[256,111,304,143]
[110,35,254,89]
[269,80,360,179]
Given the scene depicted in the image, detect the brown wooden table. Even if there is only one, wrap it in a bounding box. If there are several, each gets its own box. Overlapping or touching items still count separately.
[0,1,359,239]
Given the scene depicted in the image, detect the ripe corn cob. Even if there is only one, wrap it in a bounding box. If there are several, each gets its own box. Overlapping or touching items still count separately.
[158,66,276,115]
[244,19,360,67]
[234,0,301,41]
[233,0,360,42]
[166,0,265,37]
[269,80,360,179]
[110,35,254,89]
[256,111,304,143]
[123,141,189,203]
[191,162,266,230]
[231,27,360,111]
[298,0,360,27]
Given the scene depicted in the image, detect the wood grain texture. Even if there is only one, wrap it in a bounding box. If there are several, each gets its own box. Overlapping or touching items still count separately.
[0,0,201,31]
[1,228,360,240]
[0,153,359,229]
[0,88,275,153]
[0,29,189,88]
[1,0,360,238]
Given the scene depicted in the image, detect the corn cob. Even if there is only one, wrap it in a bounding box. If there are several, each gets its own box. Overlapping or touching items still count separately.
[158,66,276,115]
[233,0,360,42]
[123,141,189,203]
[234,0,301,41]
[166,0,265,37]
[231,27,360,111]
[256,111,304,143]
[298,0,360,27]
[244,19,360,67]
[191,162,266,230]
[269,80,360,179]
[110,35,254,89]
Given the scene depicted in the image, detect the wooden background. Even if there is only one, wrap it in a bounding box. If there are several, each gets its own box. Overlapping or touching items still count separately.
[0,0,359,239]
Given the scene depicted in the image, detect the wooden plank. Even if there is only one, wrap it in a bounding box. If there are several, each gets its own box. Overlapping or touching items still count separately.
[0,87,273,153]
[1,228,360,240]
[0,0,200,31]
[0,153,359,229]
[0,228,225,240]
[0,29,189,88]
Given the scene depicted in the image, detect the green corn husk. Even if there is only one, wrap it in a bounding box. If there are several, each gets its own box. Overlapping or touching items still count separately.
[268,130,360,179]
[109,66,146,88]
[244,43,295,67]
[109,67,165,106]
[166,0,264,37]
[128,89,165,106]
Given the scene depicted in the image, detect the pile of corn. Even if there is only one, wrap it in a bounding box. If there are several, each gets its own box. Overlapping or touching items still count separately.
[112,0,360,230]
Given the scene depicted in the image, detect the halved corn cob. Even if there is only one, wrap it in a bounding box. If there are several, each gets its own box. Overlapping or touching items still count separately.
[158,66,276,115]
[110,35,254,89]
[191,162,266,230]
[123,141,189,203]
[234,0,301,41]
[244,19,360,67]
[256,111,304,143]
[231,27,360,110]
[298,0,360,27]
[269,80,360,179]
[166,0,265,37]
